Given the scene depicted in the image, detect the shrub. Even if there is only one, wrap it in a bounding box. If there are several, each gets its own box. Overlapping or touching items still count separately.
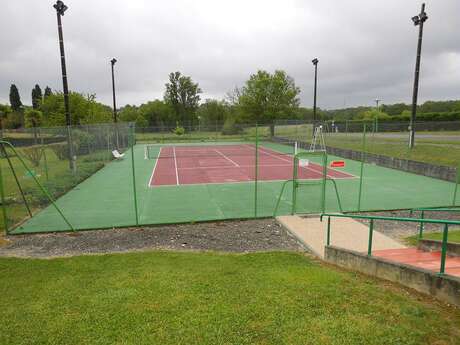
[173,124,185,136]
[221,117,242,135]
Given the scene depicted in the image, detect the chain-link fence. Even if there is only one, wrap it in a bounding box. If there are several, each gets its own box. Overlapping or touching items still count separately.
[1,120,458,234]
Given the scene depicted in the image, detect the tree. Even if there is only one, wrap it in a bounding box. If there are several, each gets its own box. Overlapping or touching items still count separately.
[9,84,22,111]
[0,104,11,134]
[164,72,202,127]
[238,70,300,136]
[25,109,43,144]
[40,92,112,126]
[31,84,43,109]
[44,86,52,98]
[196,99,229,128]
[138,100,175,128]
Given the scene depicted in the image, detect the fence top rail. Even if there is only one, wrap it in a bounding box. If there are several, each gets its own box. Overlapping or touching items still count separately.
[320,213,460,226]
[410,207,460,213]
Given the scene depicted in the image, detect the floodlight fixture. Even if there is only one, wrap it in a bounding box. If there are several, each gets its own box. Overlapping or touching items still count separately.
[411,16,420,25]
[53,1,68,16]
[111,58,117,66]
[312,58,319,66]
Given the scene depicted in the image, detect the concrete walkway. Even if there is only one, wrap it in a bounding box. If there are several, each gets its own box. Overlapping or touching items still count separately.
[277,215,406,258]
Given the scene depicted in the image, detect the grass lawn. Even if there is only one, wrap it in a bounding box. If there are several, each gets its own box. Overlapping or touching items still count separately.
[0,251,459,345]
[405,229,460,246]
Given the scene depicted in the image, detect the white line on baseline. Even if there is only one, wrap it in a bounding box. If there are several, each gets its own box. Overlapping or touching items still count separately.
[246,144,357,179]
[213,149,240,167]
[147,147,162,187]
[173,146,180,185]
[249,145,334,178]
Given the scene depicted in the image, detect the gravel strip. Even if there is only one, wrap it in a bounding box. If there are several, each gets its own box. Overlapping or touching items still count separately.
[352,210,460,241]
[0,219,303,258]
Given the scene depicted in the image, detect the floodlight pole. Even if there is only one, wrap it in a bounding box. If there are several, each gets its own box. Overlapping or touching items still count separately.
[312,58,319,124]
[111,58,119,149]
[53,0,74,171]
[111,58,118,124]
[409,3,428,148]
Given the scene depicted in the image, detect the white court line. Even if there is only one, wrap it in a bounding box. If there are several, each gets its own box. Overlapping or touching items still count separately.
[252,145,335,178]
[251,144,357,179]
[213,149,240,167]
[147,147,162,187]
[178,164,290,170]
[173,146,179,185]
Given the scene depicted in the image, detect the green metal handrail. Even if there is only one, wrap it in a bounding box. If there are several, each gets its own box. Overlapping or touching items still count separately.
[0,140,74,233]
[320,213,460,275]
[409,206,460,239]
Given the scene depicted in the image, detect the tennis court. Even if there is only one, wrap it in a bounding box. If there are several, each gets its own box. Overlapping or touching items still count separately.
[1,119,458,236]
[148,144,354,187]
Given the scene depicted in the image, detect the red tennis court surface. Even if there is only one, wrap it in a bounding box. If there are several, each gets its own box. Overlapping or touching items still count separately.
[373,248,460,277]
[149,144,355,187]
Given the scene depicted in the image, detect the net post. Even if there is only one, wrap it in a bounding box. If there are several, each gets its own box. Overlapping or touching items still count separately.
[0,145,9,235]
[326,216,331,246]
[357,124,367,211]
[130,127,139,226]
[254,123,259,218]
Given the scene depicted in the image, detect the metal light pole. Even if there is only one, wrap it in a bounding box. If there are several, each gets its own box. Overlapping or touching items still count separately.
[53,0,74,171]
[312,58,319,123]
[110,58,120,149]
[375,99,381,111]
[111,58,118,123]
[409,3,428,148]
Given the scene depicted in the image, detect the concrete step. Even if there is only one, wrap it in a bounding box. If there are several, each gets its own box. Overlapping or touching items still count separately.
[276,215,406,258]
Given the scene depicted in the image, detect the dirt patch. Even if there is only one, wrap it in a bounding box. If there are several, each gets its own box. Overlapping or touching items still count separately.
[352,210,460,241]
[0,219,303,258]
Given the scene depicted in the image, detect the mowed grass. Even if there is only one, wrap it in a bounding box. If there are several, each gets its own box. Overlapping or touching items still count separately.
[405,229,460,246]
[1,251,459,345]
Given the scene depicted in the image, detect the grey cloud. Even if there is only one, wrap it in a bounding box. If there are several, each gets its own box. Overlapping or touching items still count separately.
[0,0,459,110]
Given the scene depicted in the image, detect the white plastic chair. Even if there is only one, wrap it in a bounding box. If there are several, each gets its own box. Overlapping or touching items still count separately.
[112,150,125,160]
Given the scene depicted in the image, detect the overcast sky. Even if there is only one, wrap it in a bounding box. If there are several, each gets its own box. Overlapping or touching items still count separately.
[1,0,459,110]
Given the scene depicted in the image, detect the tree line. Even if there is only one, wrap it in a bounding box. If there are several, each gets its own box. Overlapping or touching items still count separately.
[2,70,460,133]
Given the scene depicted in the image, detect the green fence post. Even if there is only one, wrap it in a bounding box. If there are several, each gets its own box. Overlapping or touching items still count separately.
[439,224,448,275]
[418,210,425,239]
[292,155,299,214]
[0,153,9,235]
[130,135,139,226]
[254,123,259,218]
[321,152,327,213]
[453,163,459,205]
[41,135,49,181]
[357,124,367,211]
[367,219,374,256]
[326,216,331,246]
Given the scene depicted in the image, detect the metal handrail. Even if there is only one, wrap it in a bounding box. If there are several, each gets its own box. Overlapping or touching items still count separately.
[320,212,459,275]
[409,206,460,240]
